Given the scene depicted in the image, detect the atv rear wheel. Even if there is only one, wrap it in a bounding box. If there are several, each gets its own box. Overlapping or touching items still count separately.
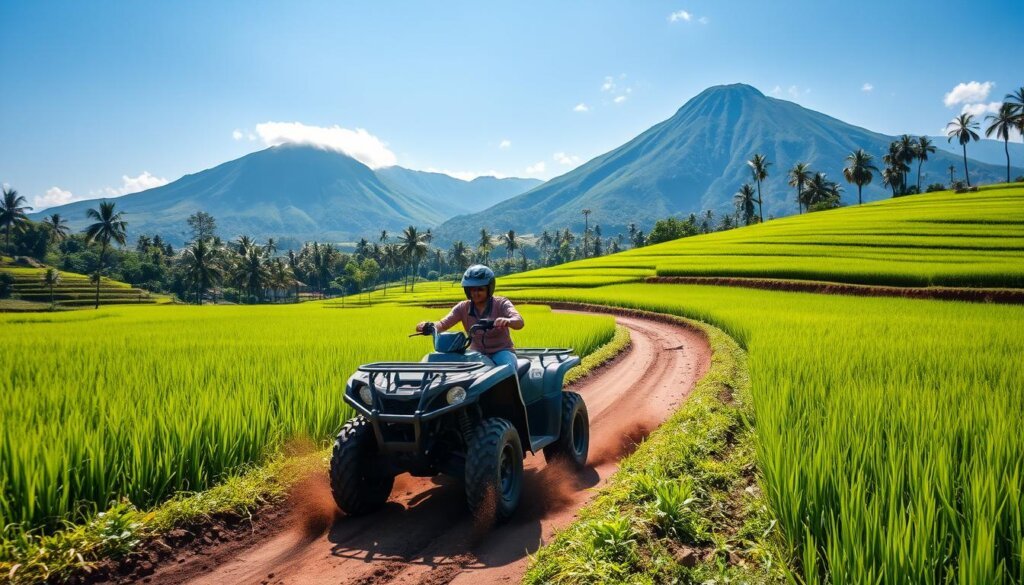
[465,417,523,525]
[330,416,394,515]
[543,391,589,470]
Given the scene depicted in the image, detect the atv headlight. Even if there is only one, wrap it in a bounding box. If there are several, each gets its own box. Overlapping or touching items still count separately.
[358,385,374,406]
[446,386,467,405]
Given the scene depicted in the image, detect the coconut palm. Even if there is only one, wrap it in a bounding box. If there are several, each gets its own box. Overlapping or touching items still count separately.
[913,136,937,193]
[181,238,223,304]
[399,226,429,292]
[499,229,520,261]
[1006,87,1024,140]
[477,228,493,263]
[883,142,910,196]
[1,187,32,255]
[84,201,128,309]
[946,113,980,187]
[898,134,917,188]
[232,245,268,303]
[42,213,70,244]
[265,237,277,257]
[803,172,841,208]
[379,229,389,243]
[448,240,471,278]
[233,234,255,256]
[747,154,771,223]
[948,164,956,185]
[788,162,813,213]
[843,149,879,205]
[581,209,592,257]
[882,166,902,198]
[734,184,757,226]
[986,103,1018,183]
[40,267,61,309]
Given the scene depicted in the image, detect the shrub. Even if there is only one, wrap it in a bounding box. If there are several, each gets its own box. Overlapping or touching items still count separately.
[1015,175,1024,183]
[0,273,13,298]
[926,183,946,193]
[809,195,841,212]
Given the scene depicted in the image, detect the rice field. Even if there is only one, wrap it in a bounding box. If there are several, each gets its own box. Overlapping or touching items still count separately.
[475,284,1024,583]
[0,303,615,535]
[502,184,1024,289]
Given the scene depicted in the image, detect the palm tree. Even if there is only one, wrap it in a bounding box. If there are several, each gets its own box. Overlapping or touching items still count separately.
[788,162,812,213]
[948,164,956,185]
[1006,87,1024,143]
[40,267,61,309]
[181,238,223,304]
[882,166,902,198]
[883,142,910,196]
[914,136,936,192]
[232,245,269,303]
[477,228,493,263]
[499,229,519,261]
[581,209,592,257]
[379,229,389,244]
[747,154,771,223]
[803,172,841,208]
[399,226,429,292]
[1,187,32,255]
[946,113,980,187]
[42,213,70,244]
[265,237,277,257]
[843,149,879,205]
[84,201,128,309]
[898,134,917,189]
[985,103,1018,183]
[448,240,471,280]
[233,234,255,256]
[734,184,757,226]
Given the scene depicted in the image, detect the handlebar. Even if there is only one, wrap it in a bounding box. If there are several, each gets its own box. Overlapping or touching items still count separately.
[410,319,495,337]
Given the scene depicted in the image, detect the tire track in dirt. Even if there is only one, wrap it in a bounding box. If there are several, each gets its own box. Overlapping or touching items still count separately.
[143,310,711,585]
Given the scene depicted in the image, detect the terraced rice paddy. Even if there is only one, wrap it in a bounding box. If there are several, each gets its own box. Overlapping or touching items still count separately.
[0,304,615,535]
[0,265,161,309]
[502,184,1024,289]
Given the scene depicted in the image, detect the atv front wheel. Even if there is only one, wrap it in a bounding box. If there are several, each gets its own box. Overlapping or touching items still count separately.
[330,416,394,515]
[543,391,589,469]
[465,417,523,524]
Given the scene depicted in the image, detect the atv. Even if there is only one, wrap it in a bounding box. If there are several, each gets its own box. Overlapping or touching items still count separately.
[329,319,590,524]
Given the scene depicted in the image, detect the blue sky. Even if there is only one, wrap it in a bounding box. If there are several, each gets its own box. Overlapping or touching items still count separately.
[2,0,1021,210]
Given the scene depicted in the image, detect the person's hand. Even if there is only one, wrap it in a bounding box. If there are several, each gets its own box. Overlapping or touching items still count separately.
[416,321,428,333]
[494,317,510,329]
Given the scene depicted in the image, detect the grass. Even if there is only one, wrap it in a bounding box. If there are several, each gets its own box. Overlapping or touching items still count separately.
[0,303,614,539]
[499,285,1024,584]
[503,184,1024,289]
[524,308,779,584]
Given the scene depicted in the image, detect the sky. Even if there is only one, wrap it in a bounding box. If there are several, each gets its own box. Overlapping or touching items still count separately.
[2,0,1021,210]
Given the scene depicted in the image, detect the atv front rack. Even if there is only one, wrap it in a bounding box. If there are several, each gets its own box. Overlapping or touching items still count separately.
[358,362,485,373]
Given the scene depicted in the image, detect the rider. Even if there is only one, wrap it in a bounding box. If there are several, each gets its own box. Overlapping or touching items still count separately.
[417,264,523,371]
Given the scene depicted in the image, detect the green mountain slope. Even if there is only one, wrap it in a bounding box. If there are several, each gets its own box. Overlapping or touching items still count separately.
[438,84,1021,239]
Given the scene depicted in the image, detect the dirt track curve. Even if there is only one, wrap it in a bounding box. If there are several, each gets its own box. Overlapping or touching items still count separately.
[144,311,711,585]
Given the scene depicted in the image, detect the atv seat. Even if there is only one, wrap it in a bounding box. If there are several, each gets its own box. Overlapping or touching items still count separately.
[516,358,531,379]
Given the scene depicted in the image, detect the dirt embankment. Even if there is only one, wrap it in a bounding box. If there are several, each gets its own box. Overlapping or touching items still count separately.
[106,310,710,585]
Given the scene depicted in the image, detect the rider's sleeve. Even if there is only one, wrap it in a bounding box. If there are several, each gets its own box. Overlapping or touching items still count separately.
[501,298,524,329]
[435,301,466,332]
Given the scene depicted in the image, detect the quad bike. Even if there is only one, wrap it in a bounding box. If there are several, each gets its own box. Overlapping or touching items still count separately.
[329,319,590,524]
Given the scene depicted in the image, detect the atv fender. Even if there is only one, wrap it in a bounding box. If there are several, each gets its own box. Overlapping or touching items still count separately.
[467,366,532,454]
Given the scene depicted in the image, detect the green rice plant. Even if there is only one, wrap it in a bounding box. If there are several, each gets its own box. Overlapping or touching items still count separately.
[0,303,614,538]
[590,516,638,562]
[649,478,700,540]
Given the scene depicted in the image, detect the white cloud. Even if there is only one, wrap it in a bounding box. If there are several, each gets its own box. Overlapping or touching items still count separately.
[698,16,709,24]
[668,10,692,22]
[573,102,590,112]
[613,95,628,104]
[553,152,581,166]
[232,129,244,140]
[110,171,169,196]
[498,139,511,149]
[247,133,256,141]
[944,81,994,107]
[254,121,398,168]
[524,161,546,175]
[960,101,1002,117]
[862,83,874,92]
[33,187,77,210]
[601,76,616,92]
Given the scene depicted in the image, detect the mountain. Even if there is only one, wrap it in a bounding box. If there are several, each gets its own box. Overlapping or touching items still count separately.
[437,84,1022,239]
[929,136,1024,171]
[376,167,542,215]
[29,146,540,245]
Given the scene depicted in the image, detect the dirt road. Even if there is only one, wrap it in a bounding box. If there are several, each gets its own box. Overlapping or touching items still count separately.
[146,311,710,585]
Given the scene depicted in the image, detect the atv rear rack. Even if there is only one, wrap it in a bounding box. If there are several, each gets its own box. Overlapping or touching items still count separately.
[516,348,575,364]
